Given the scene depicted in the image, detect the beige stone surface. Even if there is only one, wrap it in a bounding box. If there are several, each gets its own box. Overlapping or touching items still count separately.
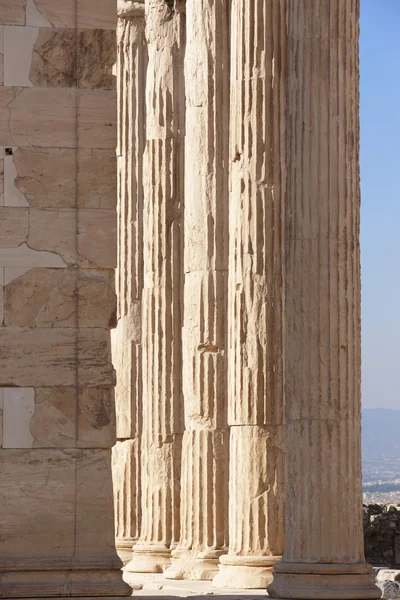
[30,387,76,448]
[0,448,76,558]
[78,209,117,268]
[0,0,25,26]
[78,328,115,388]
[30,28,77,87]
[0,87,77,148]
[4,25,38,87]
[0,147,4,203]
[4,268,76,327]
[128,0,185,575]
[164,0,229,583]
[112,439,141,561]
[78,148,116,208]
[27,208,77,265]
[13,147,76,208]
[0,389,3,447]
[77,388,116,448]
[78,29,116,89]
[0,206,29,247]
[1,387,35,448]
[4,148,30,206]
[0,327,113,387]
[267,1,379,599]
[78,268,117,328]
[78,90,117,148]
[34,0,76,28]
[78,0,117,30]
[75,449,118,557]
[214,0,286,590]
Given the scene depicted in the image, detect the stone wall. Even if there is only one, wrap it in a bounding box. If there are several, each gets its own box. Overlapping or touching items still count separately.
[364,504,400,568]
[0,0,130,596]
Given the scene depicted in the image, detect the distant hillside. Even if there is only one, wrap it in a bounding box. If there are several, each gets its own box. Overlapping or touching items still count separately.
[362,408,400,502]
[362,408,400,458]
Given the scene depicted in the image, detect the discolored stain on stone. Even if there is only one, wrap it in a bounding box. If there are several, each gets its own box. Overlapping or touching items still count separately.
[30,28,77,88]
[78,29,116,90]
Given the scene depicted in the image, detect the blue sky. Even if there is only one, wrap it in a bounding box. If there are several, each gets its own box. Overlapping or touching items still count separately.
[360,1,400,409]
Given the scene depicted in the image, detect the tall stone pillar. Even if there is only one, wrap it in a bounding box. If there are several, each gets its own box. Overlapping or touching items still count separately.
[112,0,147,567]
[213,0,286,590]
[127,0,185,574]
[268,1,380,599]
[164,0,229,582]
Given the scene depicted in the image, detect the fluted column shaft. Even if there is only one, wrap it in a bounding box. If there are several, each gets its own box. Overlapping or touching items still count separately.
[268,2,380,599]
[213,0,286,590]
[112,0,147,566]
[128,0,185,574]
[164,0,229,582]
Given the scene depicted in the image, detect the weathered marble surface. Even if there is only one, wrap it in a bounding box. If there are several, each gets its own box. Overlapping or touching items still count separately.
[0,2,127,595]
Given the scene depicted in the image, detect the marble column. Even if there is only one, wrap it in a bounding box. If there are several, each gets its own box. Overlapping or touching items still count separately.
[268,1,380,599]
[213,0,286,590]
[127,0,185,574]
[164,0,229,582]
[112,0,147,567]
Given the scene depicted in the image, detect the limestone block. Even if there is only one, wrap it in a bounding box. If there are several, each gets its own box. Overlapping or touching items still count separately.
[78,328,115,388]
[0,0,25,26]
[0,207,29,247]
[77,388,116,448]
[0,244,66,273]
[30,28,77,88]
[0,449,76,559]
[30,388,76,448]
[1,387,35,448]
[27,208,77,265]
[78,269,117,329]
[0,266,3,325]
[0,88,77,148]
[0,147,4,204]
[4,268,76,328]
[75,449,117,558]
[0,26,4,86]
[78,0,117,30]
[78,209,117,268]
[0,328,76,386]
[13,147,76,208]
[0,327,113,387]
[78,30,116,90]
[32,0,76,28]
[0,388,3,447]
[78,90,117,148]
[3,387,116,448]
[78,149,116,208]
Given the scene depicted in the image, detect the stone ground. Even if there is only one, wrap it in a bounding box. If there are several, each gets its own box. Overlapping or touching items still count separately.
[123,572,268,598]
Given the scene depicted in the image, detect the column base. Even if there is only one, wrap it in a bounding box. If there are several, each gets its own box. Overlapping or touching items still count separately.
[125,543,171,573]
[115,537,135,566]
[267,562,382,600]
[213,555,281,589]
[0,560,132,598]
[164,550,223,581]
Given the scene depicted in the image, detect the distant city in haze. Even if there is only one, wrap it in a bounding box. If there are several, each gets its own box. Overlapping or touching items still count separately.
[360,1,400,412]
